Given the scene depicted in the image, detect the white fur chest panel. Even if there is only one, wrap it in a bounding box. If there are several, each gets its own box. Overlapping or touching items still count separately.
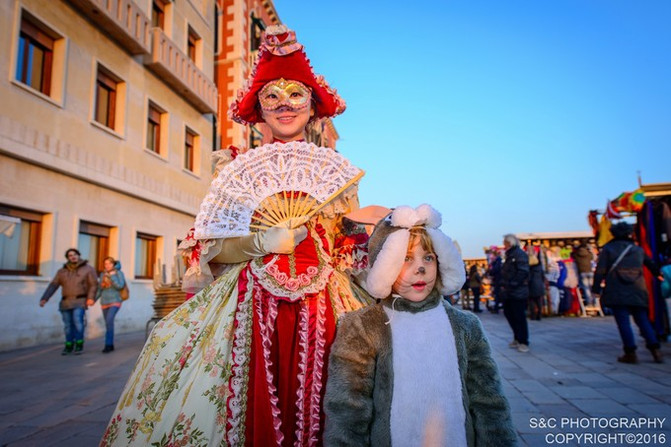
[384,303,467,447]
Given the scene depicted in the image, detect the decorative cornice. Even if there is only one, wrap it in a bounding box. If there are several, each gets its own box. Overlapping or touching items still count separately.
[0,115,201,217]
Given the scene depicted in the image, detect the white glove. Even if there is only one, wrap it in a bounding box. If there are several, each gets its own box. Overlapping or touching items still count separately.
[259,218,309,254]
[212,217,309,264]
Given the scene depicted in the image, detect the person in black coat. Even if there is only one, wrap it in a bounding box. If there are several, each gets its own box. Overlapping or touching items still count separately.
[501,234,530,352]
[592,222,663,364]
[487,250,503,313]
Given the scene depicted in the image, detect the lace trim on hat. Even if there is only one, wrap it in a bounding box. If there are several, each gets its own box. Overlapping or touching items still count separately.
[314,74,347,116]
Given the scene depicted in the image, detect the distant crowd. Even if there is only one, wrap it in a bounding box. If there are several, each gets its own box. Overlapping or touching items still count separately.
[461,238,598,318]
[459,225,668,364]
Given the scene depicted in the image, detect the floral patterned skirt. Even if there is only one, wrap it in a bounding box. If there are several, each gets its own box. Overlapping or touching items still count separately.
[101,263,369,447]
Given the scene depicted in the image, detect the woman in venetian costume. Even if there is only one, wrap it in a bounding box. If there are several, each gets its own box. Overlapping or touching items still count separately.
[101,25,371,447]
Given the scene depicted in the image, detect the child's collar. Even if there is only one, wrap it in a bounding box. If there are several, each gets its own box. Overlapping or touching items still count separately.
[381,289,442,314]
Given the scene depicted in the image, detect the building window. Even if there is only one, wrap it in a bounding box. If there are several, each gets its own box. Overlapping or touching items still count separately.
[249,125,263,149]
[16,14,54,96]
[135,233,157,279]
[152,0,166,29]
[184,128,196,172]
[78,221,110,273]
[250,15,265,52]
[146,101,167,156]
[95,66,118,129]
[187,27,198,62]
[0,206,42,276]
[147,103,162,153]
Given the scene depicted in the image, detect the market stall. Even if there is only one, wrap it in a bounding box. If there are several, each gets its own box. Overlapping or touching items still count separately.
[462,257,491,309]
[515,232,599,317]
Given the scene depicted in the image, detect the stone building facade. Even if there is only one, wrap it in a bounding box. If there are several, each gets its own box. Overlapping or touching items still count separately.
[0,0,217,350]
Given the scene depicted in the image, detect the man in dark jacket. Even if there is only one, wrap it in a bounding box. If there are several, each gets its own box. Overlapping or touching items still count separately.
[39,248,98,355]
[501,234,530,352]
[592,222,663,364]
[487,250,503,313]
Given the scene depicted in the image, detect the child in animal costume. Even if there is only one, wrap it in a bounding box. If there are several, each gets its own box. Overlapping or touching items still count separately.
[324,204,518,447]
[101,25,371,446]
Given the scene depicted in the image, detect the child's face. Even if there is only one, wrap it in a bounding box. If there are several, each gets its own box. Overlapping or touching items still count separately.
[392,239,438,302]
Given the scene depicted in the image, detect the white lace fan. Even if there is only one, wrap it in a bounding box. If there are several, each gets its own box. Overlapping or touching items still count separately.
[194,141,365,239]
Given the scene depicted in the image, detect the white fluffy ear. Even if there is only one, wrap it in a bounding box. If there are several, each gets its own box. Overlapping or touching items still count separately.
[427,229,465,295]
[416,203,442,229]
[390,206,418,228]
[365,230,410,299]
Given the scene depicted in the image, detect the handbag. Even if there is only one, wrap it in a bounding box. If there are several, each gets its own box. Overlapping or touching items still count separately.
[609,245,641,285]
[615,267,642,284]
[120,282,130,301]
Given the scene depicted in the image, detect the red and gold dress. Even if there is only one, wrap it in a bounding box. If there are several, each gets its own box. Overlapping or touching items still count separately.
[101,144,370,447]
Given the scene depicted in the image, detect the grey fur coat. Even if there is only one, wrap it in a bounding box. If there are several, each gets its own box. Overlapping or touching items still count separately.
[324,291,518,446]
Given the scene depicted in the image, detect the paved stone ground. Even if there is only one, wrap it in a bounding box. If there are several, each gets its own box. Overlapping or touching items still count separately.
[484,310,671,446]
[0,309,669,446]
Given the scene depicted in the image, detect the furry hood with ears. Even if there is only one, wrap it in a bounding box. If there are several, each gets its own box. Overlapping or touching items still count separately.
[365,204,465,299]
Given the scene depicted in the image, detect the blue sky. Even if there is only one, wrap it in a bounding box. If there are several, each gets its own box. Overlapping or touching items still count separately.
[274,0,671,258]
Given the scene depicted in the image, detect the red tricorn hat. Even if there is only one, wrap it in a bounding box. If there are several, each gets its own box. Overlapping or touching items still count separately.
[228,25,346,125]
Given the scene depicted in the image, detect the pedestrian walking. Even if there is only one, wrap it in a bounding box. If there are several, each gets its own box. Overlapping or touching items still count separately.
[95,257,126,353]
[528,248,544,320]
[592,222,663,364]
[39,248,97,355]
[572,240,595,305]
[545,247,561,315]
[487,248,503,313]
[501,234,530,352]
[468,264,483,313]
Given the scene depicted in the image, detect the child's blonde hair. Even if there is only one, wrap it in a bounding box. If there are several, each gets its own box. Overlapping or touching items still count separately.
[408,227,435,255]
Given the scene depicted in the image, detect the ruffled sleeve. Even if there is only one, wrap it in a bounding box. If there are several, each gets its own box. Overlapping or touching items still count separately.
[179,146,248,294]
[316,183,369,275]
[332,217,369,275]
[178,228,224,294]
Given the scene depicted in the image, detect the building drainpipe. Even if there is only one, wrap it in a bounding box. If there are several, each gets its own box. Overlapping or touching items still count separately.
[212,114,217,153]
